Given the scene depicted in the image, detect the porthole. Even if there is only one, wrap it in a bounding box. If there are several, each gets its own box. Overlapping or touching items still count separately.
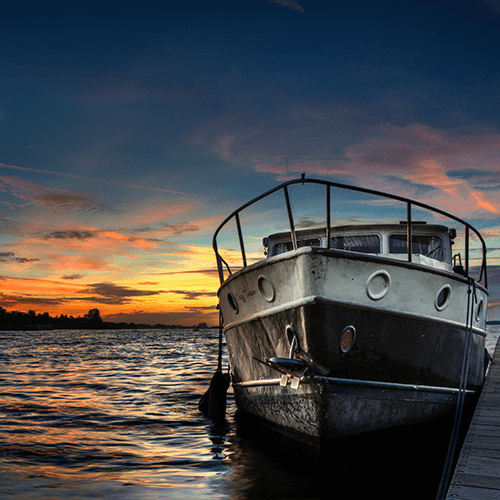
[476,298,484,322]
[435,284,452,311]
[366,270,391,301]
[227,292,239,313]
[340,325,357,354]
[258,275,276,302]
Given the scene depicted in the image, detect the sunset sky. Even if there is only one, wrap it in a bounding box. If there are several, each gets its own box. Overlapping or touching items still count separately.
[1,0,500,326]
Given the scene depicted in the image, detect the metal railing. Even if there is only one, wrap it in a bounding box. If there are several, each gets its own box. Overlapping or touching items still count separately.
[213,178,488,288]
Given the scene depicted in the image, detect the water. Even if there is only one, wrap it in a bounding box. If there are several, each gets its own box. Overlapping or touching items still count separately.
[0,327,499,500]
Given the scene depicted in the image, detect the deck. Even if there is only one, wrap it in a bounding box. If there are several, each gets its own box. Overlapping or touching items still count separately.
[446,337,500,499]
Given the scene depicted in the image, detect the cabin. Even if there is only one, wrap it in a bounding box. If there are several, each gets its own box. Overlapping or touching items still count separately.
[263,223,460,273]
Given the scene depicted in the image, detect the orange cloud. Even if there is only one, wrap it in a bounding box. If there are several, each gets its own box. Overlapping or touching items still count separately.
[39,226,158,253]
[48,254,110,272]
[470,191,499,214]
[239,121,500,219]
[121,199,200,227]
[342,124,500,172]
[402,160,500,215]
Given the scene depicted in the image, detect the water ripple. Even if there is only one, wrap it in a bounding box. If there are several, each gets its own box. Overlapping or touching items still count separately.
[0,329,231,494]
[1,327,499,499]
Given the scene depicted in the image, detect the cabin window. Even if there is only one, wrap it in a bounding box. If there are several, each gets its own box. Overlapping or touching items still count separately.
[389,234,444,261]
[329,234,381,254]
[272,237,321,256]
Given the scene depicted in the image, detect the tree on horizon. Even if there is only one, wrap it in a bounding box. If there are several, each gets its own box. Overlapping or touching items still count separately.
[83,308,103,326]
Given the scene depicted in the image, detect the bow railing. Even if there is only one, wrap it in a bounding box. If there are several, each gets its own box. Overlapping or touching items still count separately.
[213,178,488,289]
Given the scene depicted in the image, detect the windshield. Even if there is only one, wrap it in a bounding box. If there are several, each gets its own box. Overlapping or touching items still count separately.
[272,237,321,256]
[389,234,444,261]
[330,234,381,254]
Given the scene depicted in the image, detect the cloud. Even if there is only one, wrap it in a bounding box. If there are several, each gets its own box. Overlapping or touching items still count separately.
[190,105,353,160]
[192,102,500,174]
[46,230,97,240]
[130,215,220,245]
[256,122,500,180]
[61,274,84,280]
[266,0,305,12]
[448,169,500,192]
[193,110,500,218]
[162,221,200,236]
[81,282,166,305]
[159,268,219,277]
[40,227,158,250]
[121,200,203,235]
[395,160,499,215]
[186,304,218,311]
[99,230,158,250]
[0,292,63,307]
[39,192,110,212]
[168,290,217,300]
[49,254,109,272]
[0,251,39,264]
[0,163,186,195]
[0,175,110,213]
[341,124,500,174]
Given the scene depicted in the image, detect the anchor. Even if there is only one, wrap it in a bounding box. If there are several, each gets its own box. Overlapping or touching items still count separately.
[252,326,307,389]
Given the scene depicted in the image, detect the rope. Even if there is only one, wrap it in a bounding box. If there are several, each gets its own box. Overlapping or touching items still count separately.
[217,309,223,373]
[436,278,476,499]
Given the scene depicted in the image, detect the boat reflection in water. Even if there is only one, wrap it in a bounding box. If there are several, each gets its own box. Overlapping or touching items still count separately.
[221,410,456,500]
[212,177,489,448]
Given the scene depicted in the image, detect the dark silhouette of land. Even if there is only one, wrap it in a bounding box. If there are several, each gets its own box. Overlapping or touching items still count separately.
[0,307,213,330]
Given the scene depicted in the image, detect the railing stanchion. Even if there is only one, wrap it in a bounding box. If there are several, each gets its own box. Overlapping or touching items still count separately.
[407,202,412,263]
[283,186,297,250]
[465,226,470,278]
[214,243,224,284]
[326,185,331,249]
[235,213,247,268]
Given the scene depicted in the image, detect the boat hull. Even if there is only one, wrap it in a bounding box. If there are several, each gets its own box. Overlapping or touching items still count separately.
[226,298,484,442]
[220,249,487,443]
[233,376,473,445]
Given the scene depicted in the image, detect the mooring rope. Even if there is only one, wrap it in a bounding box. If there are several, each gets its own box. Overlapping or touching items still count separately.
[436,277,476,499]
[217,308,223,373]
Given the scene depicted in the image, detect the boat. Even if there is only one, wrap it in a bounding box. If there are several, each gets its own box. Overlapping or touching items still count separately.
[212,177,489,447]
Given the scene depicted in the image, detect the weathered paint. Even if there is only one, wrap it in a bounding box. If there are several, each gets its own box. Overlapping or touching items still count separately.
[220,248,487,442]
[233,376,471,444]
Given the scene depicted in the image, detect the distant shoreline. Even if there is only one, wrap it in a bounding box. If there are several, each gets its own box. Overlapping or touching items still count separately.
[0,324,218,331]
[0,307,216,331]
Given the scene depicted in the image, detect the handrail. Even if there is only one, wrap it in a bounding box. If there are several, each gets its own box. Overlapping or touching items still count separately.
[213,178,488,288]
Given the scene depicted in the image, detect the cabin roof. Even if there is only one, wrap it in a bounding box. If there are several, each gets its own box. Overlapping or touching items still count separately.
[267,223,451,241]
